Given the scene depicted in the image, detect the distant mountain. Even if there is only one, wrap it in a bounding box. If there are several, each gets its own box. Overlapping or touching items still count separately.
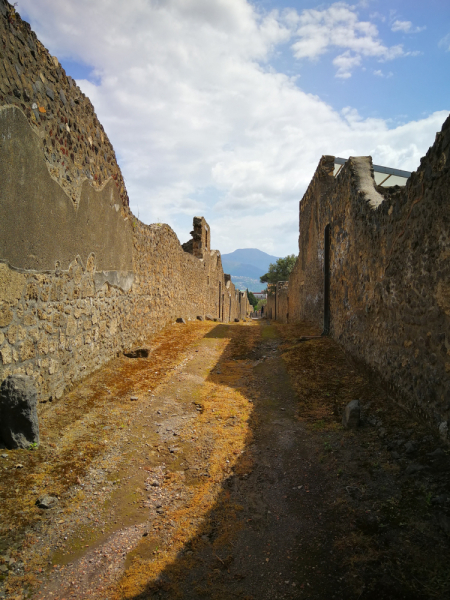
[221,260,265,279]
[221,248,279,275]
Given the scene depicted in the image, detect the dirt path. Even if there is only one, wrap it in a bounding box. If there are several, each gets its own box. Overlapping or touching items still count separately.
[1,320,450,600]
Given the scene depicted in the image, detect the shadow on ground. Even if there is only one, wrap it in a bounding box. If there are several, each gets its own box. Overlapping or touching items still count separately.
[118,321,450,600]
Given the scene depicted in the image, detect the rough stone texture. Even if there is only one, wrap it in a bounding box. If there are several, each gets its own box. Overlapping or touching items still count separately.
[35,494,58,509]
[0,374,39,448]
[0,1,129,208]
[0,2,252,404]
[280,114,450,431]
[342,400,360,429]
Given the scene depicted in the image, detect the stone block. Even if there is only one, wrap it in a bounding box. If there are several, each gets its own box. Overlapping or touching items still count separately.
[0,305,13,327]
[0,375,39,449]
[342,400,360,429]
[176,317,186,324]
[205,314,214,321]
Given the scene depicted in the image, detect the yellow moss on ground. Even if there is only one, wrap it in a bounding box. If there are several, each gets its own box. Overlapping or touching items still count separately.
[110,323,260,600]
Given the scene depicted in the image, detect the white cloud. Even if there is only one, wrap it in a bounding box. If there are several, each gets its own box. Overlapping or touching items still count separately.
[373,69,393,78]
[439,33,450,51]
[16,0,449,256]
[333,51,362,78]
[391,19,426,34]
[291,2,405,77]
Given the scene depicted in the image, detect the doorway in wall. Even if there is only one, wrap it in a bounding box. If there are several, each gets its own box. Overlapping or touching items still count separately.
[323,224,330,335]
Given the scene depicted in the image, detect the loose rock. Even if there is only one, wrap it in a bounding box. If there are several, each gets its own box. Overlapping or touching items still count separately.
[342,400,360,429]
[439,421,448,441]
[36,495,58,509]
[0,375,39,449]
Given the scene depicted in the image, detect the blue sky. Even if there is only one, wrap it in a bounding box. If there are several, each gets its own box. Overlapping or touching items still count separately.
[17,0,450,256]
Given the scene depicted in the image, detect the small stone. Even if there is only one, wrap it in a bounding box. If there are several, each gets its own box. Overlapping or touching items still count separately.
[342,400,360,429]
[196,316,204,321]
[391,451,400,460]
[46,86,54,100]
[0,564,7,572]
[150,480,160,487]
[130,396,138,401]
[404,441,416,454]
[435,512,450,535]
[1,454,7,459]
[428,448,445,458]
[205,314,214,321]
[405,464,425,475]
[439,421,448,441]
[36,495,58,509]
[234,318,240,322]
[176,318,186,324]
[124,348,149,358]
[0,375,39,450]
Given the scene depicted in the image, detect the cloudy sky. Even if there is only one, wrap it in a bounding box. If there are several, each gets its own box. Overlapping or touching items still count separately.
[17,0,450,256]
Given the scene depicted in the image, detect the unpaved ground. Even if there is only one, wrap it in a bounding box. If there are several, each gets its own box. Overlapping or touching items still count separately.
[1,320,450,600]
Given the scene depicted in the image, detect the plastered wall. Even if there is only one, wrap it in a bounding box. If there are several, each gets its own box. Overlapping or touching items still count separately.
[0,1,250,405]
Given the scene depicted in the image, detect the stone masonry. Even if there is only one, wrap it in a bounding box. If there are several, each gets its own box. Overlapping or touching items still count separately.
[271,115,450,435]
[0,0,251,406]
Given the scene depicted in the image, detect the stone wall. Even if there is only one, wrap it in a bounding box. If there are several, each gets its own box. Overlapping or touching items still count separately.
[0,0,251,406]
[275,282,289,324]
[283,115,450,432]
[0,0,128,208]
[266,283,288,322]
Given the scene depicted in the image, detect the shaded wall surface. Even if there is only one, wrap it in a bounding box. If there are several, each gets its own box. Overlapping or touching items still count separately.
[0,1,250,404]
[278,116,450,431]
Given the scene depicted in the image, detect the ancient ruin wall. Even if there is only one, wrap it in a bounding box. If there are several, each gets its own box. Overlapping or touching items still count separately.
[287,116,450,429]
[0,0,129,208]
[0,1,250,405]
[288,155,335,327]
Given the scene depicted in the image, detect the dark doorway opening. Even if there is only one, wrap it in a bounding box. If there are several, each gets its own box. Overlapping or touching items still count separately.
[322,224,330,335]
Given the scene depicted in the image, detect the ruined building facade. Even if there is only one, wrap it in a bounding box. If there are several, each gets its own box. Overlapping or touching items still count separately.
[0,0,250,404]
[267,114,450,434]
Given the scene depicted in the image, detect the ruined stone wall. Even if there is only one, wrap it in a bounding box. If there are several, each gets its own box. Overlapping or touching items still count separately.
[287,115,450,431]
[287,155,335,327]
[287,257,302,323]
[0,1,250,405]
[0,0,128,208]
